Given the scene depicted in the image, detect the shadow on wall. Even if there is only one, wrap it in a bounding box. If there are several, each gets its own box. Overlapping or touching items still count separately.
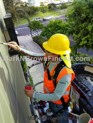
[0,52,28,122]
[0,20,4,33]
[0,52,18,121]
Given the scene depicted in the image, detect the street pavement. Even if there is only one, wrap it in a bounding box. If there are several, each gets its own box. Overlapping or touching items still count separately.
[16,26,42,37]
[15,15,65,37]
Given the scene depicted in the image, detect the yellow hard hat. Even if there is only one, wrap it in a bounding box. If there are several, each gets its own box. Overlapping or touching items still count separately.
[43,33,71,67]
[43,34,71,55]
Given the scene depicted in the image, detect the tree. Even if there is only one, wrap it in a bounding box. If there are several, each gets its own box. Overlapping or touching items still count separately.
[67,0,93,51]
[3,0,22,22]
[40,6,48,13]
[3,0,39,23]
[48,3,57,10]
[3,0,13,9]
[29,20,44,36]
[41,20,69,40]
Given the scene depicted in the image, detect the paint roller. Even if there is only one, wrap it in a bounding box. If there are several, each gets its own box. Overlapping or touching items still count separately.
[0,42,45,56]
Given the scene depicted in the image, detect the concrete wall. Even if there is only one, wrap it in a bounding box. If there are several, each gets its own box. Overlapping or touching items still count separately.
[0,0,32,123]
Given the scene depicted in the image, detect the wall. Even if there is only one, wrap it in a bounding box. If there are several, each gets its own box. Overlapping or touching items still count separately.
[0,0,32,123]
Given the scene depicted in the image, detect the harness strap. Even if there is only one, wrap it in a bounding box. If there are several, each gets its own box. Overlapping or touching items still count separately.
[53,61,65,86]
[47,69,51,80]
[45,61,51,80]
[53,61,70,108]
[45,61,71,107]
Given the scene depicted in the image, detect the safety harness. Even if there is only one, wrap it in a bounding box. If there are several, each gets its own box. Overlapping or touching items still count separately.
[45,61,71,108]
[54,61,71,108]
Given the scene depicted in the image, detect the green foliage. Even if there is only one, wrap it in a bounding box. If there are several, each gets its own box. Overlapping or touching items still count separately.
[33,35,46,47]
[48,3,57,10]
[67,0,93,50]
[25,6,39,15]
[20,55,33,85]
[41,20,69,40]
[3,0,39,22]
[3,0,14,10]
[20,56,27,72]
[40,2,44,6]
[39,6,48,13]
[3,0,32,23]
[18,5,39,19]
[29,20,44,31]
[29,20,44,37]
[59,3,68,9]
[3,0,22,22]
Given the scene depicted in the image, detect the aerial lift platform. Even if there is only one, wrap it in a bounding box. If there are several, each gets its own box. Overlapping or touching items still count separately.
[27,63,93,123]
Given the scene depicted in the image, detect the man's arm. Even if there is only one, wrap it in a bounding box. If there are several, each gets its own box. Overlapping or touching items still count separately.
[7,41,45,61]
[33,74,71,101]
[19,48,45,57]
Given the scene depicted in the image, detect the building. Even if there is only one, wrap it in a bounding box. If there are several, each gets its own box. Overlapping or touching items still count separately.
[28,0,40,6]
[0,0,32,123]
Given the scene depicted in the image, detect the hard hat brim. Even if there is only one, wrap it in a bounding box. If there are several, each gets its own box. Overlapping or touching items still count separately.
[43,41,71,55]
[61,54,71,68]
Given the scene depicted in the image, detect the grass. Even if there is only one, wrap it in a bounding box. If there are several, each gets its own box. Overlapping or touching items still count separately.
[15,9,67,27]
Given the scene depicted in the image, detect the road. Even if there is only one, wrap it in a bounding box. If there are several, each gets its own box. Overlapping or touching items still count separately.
[15,15,66,36]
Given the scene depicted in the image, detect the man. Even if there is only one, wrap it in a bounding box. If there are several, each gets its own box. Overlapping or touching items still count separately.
[8,34,75,123]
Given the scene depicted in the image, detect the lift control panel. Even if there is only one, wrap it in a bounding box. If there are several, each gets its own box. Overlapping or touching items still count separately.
[72,63,93,117]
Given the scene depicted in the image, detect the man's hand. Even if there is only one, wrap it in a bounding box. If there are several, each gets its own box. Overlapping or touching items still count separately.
[7,41,20,51]
[24,86,34,98]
